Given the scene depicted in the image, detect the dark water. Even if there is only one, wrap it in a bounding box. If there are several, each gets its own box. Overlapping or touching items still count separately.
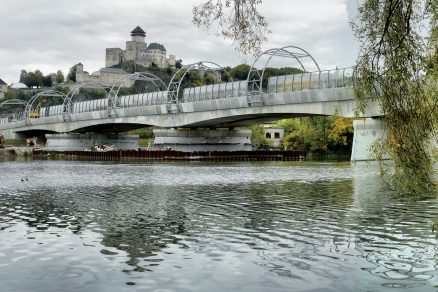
[0,160,437,292]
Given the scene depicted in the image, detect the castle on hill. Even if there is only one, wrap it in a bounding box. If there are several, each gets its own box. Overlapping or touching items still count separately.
[106,26,176,69]
[76,26,176,86]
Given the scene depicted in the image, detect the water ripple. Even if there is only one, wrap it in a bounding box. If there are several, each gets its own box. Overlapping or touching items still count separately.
[0,160,436,291]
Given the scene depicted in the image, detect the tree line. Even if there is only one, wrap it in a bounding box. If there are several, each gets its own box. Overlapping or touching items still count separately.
[19,69,65,88]
[250,116,354,156]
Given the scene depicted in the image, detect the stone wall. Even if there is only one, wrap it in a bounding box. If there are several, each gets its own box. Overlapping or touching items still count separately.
[0,84,8,100]
[105,48,123,68]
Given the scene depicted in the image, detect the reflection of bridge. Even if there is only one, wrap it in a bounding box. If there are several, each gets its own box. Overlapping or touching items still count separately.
[0,46,384,160]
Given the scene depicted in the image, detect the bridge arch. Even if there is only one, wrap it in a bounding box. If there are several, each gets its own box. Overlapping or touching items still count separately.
[166,61,232,105]
[63,82,111,120]
[25,90,67,125]
[0,99,27,112]
[0,99,28,121]
[107,72,167,110]
[246,46,321,99]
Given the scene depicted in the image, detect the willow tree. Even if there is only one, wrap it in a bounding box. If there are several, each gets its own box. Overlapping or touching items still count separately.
[352,0,437,198]
[192,0,270,55]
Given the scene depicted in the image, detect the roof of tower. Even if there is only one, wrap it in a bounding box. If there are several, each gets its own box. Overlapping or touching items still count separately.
[147,43,166,52]
[131,26,146,37]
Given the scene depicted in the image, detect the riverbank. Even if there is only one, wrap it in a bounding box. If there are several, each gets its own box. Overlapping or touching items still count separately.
[33,149,307,162]
[0,147,33,157]
[1,147,307,162]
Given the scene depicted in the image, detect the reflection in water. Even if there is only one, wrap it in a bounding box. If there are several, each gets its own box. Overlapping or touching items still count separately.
[0,160,436,291]
[352,162,438,289]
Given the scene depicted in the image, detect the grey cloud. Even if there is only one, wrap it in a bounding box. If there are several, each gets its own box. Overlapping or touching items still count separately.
[0,0,359,84]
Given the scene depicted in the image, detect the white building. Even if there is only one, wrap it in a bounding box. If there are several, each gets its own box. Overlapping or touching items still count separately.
[264,127,285,147]
[106,26,176,69]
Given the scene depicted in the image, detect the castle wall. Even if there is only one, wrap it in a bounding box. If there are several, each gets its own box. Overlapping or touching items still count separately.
[106,48,123,68]
[103,27,176,69]
[77,72,134,87]
[76,64,134,87]
[0,85,7,100]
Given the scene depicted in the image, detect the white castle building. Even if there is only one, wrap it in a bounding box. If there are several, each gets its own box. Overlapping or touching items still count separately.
[76,26,176,86]
[106,26,176,69]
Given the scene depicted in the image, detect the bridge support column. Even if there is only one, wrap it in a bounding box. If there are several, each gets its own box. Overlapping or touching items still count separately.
[351,118,388,161]
[45,133,139,151]
[153,128,252,152]
[1,130,26,140]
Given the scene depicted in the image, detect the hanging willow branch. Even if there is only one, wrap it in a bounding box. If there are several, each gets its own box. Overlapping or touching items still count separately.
[352,0,437,198]
[193,0,270,55]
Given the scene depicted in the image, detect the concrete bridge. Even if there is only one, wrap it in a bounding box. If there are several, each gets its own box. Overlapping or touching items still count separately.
[0,46,385,160]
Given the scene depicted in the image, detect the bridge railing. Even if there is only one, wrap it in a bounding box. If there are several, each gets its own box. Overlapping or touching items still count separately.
[119,91,168,108]
[267,67,353,94]
[182,80,248,103]
[0,111,26,124]
[0,67,355,126]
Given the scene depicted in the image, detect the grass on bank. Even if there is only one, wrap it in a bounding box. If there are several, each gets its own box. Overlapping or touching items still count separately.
[4,139,27,147]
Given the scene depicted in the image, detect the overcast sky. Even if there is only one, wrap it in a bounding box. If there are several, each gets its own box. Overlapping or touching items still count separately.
[0,0,360,84]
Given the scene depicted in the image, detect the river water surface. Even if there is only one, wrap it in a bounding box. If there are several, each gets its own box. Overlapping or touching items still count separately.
[0,159,437,291]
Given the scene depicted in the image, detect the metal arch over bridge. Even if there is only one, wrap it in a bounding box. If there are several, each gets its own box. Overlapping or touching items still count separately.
[108,72,168,112]
[24,90,67,125]
[166,61,233,107]
[0,45,366,133]
[0,45,324,118]
[0,99,27,109]
[247,46,321,103]
[63,82,111,120]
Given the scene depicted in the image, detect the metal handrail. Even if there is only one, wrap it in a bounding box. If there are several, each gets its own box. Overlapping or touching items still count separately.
[0,67,353,125]
[265,67,353,94]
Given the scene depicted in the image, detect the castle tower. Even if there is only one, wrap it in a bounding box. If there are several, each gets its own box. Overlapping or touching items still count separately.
[124,26,147,62]
[76,63,84,83]
[76,62,83,73]
[130,26,146,43]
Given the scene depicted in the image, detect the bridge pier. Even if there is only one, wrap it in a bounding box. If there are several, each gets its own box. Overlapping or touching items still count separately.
[153,128,252,152]
[45,133,139,151]
[1,129,26,140]
[351,118,388,161]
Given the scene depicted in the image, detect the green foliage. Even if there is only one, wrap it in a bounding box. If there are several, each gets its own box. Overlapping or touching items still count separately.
[329,117,354,148]
[55,70,65,84]
[193,0,269,55]
[139,138,152,148]
[78,88,107,100]
[250,124,271,149]
[23,70,43,88]
[352,0,437,198]
[261,67,303,88]
[276,118,301,134]
[42,75,52,87]
[19,68,65,88]
[3,139,26,147]
[67,64,77,82]
[19,70,27,83]
[204,74,215,85]
[230,64,251,80]
[129,128,154,139]
[53,86,70,95]
[277,116,354,156]
[228,65,302,87]
[175,59,183,69]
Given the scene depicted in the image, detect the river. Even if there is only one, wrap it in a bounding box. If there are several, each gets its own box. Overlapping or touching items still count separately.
[0,159,437,291]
